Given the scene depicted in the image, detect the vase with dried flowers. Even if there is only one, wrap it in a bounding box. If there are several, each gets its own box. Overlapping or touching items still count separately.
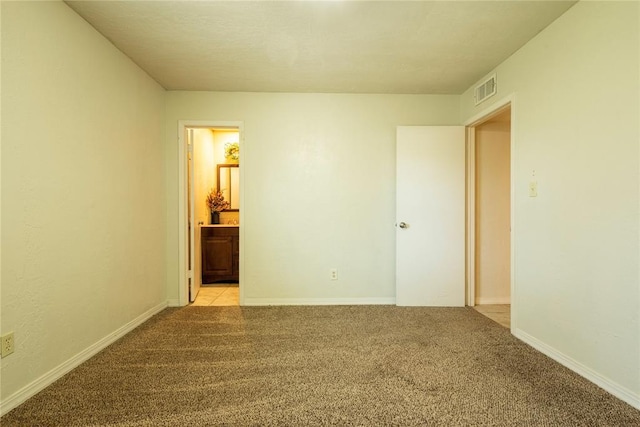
[206,188,230,224]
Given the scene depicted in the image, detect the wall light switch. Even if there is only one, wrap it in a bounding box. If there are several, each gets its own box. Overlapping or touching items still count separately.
[529,181,538,197]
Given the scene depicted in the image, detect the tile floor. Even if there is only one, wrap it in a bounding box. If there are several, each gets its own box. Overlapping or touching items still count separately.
[473,304,511,329]
[191,285,239,306]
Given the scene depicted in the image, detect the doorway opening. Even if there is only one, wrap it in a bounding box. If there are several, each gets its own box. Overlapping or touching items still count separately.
[466,101,513,330]
[178,121,244,307]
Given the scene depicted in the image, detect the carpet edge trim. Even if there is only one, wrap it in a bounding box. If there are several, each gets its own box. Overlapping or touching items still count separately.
[0,301,168,416]
[514,328,640,410]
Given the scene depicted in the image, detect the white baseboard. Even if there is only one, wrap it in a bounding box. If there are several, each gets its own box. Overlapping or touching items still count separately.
[0,301,167,416]
[514,328,640,410]
[242,297,396,306]
[475,297,510,305]
[166,298,182,307]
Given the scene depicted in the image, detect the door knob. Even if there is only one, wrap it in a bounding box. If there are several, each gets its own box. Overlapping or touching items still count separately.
[398,222,408,229]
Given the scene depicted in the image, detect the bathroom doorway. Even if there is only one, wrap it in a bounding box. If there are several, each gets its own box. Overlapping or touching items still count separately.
[178,121,243,307]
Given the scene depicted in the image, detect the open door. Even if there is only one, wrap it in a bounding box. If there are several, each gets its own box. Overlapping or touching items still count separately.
[187,129,199,302]
[396,126,465,306]
[178,121,244,307]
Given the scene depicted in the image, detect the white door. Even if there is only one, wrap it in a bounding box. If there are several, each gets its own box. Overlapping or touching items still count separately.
[396,126,465,306]
[187,129,199,302]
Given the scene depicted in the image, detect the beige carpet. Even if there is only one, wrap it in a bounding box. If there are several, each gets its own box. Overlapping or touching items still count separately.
[2,306,639,426]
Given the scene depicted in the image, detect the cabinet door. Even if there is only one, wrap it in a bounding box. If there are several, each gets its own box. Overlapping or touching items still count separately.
[232,236,240,276]
[202,236,234,277]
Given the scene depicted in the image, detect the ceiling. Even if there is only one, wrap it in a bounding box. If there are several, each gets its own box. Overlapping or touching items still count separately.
[65,1,576,94]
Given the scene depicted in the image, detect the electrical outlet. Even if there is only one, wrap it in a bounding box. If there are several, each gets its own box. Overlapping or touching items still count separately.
[1,332,15,358]
[330,268,338,280]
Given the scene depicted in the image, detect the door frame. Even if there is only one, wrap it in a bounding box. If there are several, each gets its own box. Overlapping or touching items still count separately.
[464,95,515,331]
[177,120,244,307]
[188,128,197,302]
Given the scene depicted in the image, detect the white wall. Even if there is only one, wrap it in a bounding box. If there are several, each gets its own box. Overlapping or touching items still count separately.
[475,115,511,304]
[193,129,216,226]
[166,93,459,303]
[461,1,639,406]
[1,1,166,409]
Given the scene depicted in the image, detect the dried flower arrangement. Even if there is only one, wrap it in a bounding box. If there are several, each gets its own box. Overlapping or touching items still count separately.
[206,188,230,212]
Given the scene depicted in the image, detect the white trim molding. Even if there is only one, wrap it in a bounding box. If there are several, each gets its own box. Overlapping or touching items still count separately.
[514,328,640,410]
[463,93,515,327]
[474,297,511,305]
[464,94,515,127]
[465,126,476,307]
[0,302,167,416]
[243,297,396,306]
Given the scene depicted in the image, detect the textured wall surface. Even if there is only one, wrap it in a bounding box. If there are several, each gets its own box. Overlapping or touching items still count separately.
[1,1,166,404]
[461,1,640,403]
[165,92,460,304]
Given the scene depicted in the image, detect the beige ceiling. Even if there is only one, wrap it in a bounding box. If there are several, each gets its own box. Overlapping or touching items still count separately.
[65,1,576,94]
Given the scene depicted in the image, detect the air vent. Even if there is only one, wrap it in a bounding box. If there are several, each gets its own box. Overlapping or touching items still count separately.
[474,74,497,105]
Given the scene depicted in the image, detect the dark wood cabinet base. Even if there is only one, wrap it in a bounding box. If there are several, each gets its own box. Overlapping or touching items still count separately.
[201,226,239,284]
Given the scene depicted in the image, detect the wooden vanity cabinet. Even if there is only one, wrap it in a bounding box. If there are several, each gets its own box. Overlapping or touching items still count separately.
[201,226,239,283]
